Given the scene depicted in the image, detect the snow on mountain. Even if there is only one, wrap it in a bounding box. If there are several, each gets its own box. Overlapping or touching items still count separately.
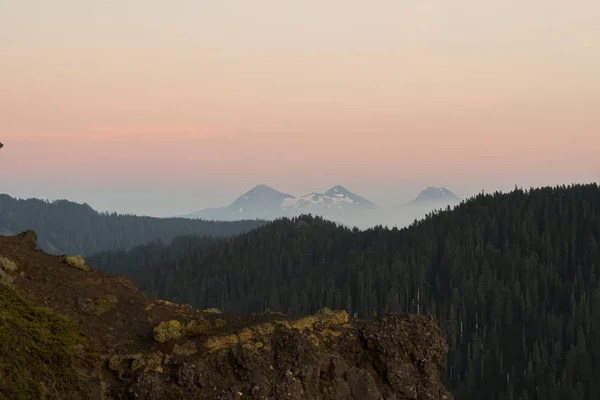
[282,185,377,212]
[182,184,462,230]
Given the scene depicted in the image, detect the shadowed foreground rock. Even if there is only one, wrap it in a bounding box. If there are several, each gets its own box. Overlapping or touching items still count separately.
[0,230,452,400]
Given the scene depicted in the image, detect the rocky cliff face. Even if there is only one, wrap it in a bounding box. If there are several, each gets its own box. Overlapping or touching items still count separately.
[0,230,452,400]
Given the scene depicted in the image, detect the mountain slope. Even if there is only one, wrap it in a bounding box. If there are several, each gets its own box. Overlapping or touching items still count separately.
[185,184,294,220]
[0,194,266,255]
[90,183,600,400]
[0,230,452,400]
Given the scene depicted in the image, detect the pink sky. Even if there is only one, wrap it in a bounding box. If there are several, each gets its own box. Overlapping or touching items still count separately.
[1,1,599,216]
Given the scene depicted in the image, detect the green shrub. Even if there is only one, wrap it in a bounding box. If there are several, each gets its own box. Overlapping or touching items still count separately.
[0,285,86,399]
[63,255,91,271]
[183,318,212,336]
[153,320,182,343]
[202,308,222,314]
[263,308,286,316]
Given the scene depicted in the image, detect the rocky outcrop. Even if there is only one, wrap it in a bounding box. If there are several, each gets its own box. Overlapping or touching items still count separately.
[109,310,452,399]
[0,230,452,400]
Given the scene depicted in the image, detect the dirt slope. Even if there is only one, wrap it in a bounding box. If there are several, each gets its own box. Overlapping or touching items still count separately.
[0,230,452,399]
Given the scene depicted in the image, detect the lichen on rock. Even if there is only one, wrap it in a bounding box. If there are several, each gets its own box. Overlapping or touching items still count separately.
[153,320,183,343]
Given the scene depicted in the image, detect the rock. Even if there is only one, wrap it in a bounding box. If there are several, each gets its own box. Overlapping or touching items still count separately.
[172,341,198,357]
[94,295,118,315]
[108,353,143,379]
[176,362,197,387]
[16,230,37,250]
[1,231,453,400]
[128,373,165,400]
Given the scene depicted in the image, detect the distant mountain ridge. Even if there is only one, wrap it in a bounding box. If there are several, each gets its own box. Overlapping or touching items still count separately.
[0,194,265,255]
[184,184,462,228]
[184,184,378,221]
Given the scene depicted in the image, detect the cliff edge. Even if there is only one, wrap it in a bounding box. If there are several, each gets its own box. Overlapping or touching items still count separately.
[0,230,452,400]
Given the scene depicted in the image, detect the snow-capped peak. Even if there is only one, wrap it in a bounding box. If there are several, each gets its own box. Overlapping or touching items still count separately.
[185,184,378,220]
[281,185,377,211]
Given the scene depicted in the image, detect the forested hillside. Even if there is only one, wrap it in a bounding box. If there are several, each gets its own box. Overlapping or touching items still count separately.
[88,183,600,400]
[0,194,266,255]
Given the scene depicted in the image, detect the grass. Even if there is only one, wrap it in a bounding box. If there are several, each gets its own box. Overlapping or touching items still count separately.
[0,284,87,399]
[0,269,14,287]
[0,255,17,272]
[0,255,18,287]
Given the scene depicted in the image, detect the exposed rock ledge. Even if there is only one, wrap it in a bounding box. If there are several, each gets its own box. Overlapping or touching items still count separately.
[0,230,452,400]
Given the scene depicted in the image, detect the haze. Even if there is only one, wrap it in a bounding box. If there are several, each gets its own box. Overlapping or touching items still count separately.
[2,1,599,217]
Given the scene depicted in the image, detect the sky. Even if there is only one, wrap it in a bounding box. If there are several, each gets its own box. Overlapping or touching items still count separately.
[1,1,599,217]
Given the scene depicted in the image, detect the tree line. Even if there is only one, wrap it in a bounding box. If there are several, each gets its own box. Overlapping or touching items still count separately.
[88,183,600,399]
[0,194,265,255]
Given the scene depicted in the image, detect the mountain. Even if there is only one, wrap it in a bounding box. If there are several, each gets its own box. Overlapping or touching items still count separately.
[0,229,452,399]
[183,184,463,230]
[0,194,266,255]
[185,184,294,220]
[184,184,378,221]
[342,186,461,229]
[282,185,378,213]
[89,183,600,399]
[411,186,460,204]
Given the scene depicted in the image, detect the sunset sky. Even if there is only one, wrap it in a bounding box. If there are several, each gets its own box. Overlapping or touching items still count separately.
[2,1,599,216]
